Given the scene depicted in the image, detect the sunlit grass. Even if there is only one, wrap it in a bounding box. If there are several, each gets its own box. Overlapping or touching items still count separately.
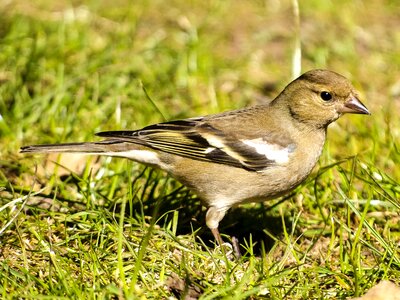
[0,0,399,298]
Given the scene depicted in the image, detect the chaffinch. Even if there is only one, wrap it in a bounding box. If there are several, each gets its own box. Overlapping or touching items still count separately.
[21,69,370,244]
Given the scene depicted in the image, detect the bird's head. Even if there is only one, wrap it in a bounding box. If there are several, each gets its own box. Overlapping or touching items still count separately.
[278,69,370,129]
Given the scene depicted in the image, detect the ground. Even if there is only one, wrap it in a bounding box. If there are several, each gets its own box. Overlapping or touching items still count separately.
[0,0,399,299]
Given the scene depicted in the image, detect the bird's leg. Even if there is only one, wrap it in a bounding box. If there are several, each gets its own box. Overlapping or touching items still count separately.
[231,236,241,259]
[210,227,224,246]
[206,206,241,258]
[206,206,228,245]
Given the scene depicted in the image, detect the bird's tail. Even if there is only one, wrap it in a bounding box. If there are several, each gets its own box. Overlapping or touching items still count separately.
[20,140,159,165]
[20,141,120,154]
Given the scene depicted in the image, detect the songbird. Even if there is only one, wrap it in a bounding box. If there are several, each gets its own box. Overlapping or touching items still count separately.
[21,69,370,244]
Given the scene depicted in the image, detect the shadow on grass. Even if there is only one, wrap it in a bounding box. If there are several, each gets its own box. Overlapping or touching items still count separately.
[124,188,292,255]
[6,168,292,256]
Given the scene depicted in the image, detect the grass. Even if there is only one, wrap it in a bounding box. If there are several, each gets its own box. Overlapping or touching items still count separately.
[1,0,399,298]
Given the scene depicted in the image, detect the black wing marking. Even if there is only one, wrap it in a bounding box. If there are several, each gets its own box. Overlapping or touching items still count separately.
[96,118,276,171]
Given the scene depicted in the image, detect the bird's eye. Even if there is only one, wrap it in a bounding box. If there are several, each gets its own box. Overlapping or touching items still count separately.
[320,91,332,101]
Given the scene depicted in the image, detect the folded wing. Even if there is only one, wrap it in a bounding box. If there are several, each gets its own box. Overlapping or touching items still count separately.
[97,118,294,172]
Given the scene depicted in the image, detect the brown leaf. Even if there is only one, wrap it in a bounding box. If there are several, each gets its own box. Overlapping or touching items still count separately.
[351,281,400,300]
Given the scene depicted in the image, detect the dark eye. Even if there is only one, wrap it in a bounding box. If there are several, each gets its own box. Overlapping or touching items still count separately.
[320,91,332,101]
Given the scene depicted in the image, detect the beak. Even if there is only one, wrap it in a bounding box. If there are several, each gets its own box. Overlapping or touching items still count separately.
[339,96,370,115]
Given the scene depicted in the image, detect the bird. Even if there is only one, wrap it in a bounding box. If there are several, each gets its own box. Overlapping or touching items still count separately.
[20,69,370,245]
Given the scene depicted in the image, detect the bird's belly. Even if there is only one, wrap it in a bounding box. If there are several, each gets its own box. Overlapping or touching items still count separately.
[173,162,313,208]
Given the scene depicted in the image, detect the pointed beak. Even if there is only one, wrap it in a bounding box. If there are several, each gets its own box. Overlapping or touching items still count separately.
[339,96,370,115]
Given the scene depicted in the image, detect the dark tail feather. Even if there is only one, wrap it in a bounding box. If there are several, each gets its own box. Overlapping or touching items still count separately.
[20,142,111,154]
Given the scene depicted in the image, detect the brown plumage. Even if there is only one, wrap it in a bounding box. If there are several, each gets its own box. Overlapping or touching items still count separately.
[21,69,370,244]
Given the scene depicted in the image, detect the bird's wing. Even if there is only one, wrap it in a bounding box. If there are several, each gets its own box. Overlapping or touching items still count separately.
[96,117,295,172]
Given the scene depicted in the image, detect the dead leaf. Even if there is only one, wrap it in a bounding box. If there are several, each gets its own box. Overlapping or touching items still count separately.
[351,281,400,300]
